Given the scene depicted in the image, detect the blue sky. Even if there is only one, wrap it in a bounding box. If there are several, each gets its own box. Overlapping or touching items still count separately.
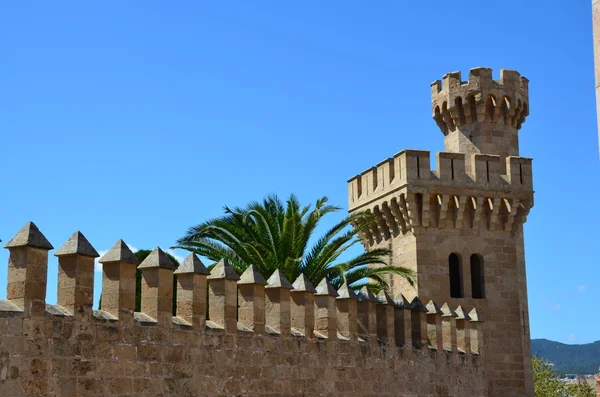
[1,2,598,344]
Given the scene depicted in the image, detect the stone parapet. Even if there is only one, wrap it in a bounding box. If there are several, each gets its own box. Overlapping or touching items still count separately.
[348,150,533,246]
[0,222,488,396]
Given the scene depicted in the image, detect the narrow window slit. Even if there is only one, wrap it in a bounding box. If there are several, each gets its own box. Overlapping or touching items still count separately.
[519,163,523,184]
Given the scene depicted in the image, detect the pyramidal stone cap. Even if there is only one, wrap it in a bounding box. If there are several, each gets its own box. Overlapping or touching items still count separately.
[337,282,358,300]
[291,274,316,293]
[440,302,457,318]
[315,279,339,297]
[377,290,395,305]
[426,300,443,315]
[395,294,411,308]
[454,305,471,321]
[468,308,483,322]
[174,253,209,275]
[208,258,240,280]
[55,231,99,258]
[410,296,428,312]
[357,286,377,302]
[99,240,139,264]
[138,247,177,270]
[266,269,293,289]
[4,221,53,250]
[238,264,267,285]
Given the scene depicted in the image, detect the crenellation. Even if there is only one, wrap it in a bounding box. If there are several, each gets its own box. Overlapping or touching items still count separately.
[238,265,267,333]
[173,253,209,328]
[98,240,139,324]
[314,278,338,339]
[265,269,293,336]
[335,283,358,341]
[0,222,488,396]
[55,231,98,319]
[138,247,177,327]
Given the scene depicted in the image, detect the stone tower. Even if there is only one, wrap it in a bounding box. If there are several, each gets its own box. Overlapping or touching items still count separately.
[348,67,534,397]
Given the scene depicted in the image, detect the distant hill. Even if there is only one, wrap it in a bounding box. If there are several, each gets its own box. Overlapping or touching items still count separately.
[532,339,600,375]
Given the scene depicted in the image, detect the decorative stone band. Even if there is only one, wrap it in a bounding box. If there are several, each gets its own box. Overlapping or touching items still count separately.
[1,222,484,359]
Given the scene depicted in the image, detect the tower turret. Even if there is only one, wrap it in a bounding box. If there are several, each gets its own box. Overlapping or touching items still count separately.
[431,68,529,172]
[348,67,535,397]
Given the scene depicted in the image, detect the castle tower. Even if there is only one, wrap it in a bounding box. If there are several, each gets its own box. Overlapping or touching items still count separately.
[348,67,534,397]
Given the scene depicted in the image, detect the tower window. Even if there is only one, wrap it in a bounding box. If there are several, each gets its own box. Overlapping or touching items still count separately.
[471,254,485,299]
[449,253,463,298]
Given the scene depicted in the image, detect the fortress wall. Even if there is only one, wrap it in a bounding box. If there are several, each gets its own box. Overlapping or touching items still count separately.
[0,222,488,397]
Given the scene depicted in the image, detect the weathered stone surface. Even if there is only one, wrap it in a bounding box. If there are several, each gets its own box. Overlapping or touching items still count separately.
[208,258,240,280]
[98,240,139,264]
[54,231,99,257]
[238,264,267,285]
[291,273,316,292]
[314,279,338,297]
[377,290,394,305]
[357,286,377,302]
[426,299,443,315]
[469,307,483,322]
[410,296,428,312]
[138,247,177,270]
[0,310,487,397]
[174,253,209,275]
[266,269,293,289]
[336,282,357,300]
[4,222,53,250]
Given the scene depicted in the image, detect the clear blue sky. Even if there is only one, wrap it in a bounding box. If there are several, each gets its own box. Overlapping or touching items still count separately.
[1,2,598,344]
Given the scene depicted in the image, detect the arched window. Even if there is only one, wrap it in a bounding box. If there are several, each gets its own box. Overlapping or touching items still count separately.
[449,253,463,298]
[471,254,485,299]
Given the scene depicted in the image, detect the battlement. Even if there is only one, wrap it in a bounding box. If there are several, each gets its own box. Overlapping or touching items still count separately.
[347,150,533,244]
[0,222,484,355]
[349,150,533,206]
[431,68,529,135]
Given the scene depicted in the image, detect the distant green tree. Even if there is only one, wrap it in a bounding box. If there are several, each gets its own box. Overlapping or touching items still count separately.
[533,356,595,397]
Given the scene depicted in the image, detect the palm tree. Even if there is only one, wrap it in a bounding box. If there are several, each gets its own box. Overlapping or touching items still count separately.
[174,194,414,293]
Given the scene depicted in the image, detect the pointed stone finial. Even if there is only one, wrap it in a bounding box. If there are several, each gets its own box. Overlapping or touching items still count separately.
[238,265,267,285]
[138,247,177,270]
[395,293,411,308]
[426,300,443,315]
[337,282,357,300]
[99,240,139,264]
[357,286,377,302]
[266,269,293,289]
[208,258,240,280]
[455,305,471,320]
[315,278,339,297]
[4,221,53,250]
[410,296,428,312]
[468,308,483,322]
[377,290,394,305]
[55,231,99,257]
[291,274,316,293]
[440,302,457,317]
[174,253,210,275]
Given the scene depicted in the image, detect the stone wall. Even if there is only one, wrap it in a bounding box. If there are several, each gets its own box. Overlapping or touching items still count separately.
[0,222,488,397]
